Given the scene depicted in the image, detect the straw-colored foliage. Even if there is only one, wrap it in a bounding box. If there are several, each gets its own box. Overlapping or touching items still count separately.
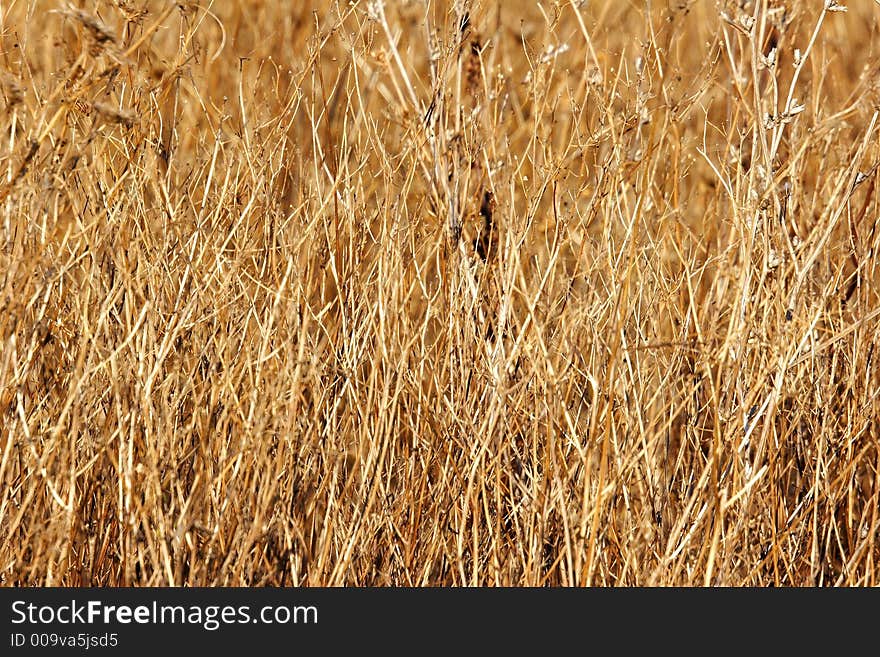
[2,0,880,585]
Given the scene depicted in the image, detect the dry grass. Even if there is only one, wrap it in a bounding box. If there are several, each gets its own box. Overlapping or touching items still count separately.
[1,0,879,586]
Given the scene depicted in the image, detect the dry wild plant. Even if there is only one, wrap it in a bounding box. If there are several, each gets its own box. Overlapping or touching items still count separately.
[0,0,879,586]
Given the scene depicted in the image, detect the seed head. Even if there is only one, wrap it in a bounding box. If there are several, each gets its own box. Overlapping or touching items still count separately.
[59,5,116,55]
[93,101,136,128]
[0,72,24,109]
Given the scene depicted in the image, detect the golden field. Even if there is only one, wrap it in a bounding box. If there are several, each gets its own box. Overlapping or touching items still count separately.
[1,0,879,585]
